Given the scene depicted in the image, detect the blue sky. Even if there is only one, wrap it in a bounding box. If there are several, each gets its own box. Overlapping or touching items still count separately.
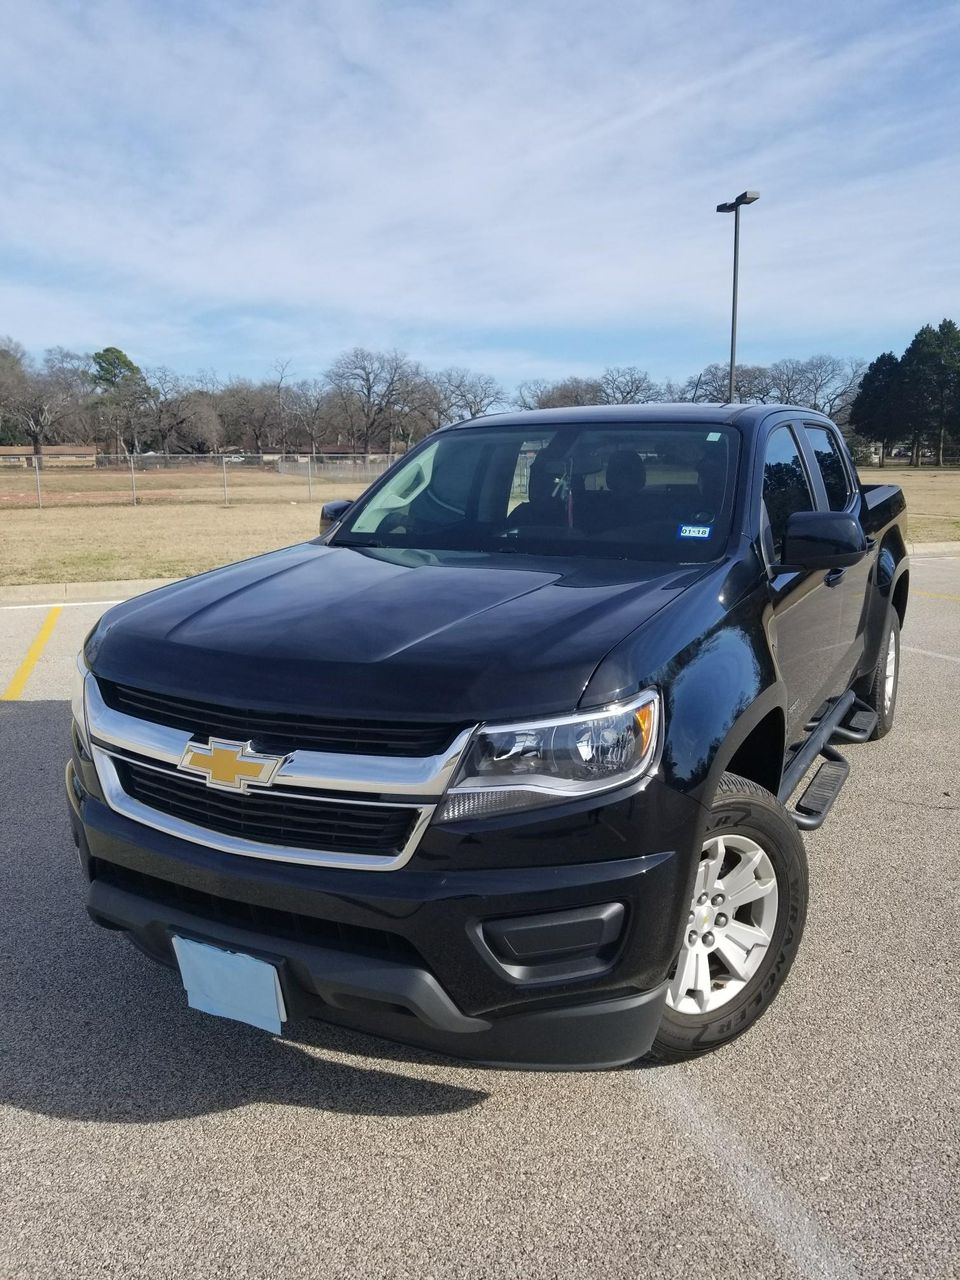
[1,0,958,387]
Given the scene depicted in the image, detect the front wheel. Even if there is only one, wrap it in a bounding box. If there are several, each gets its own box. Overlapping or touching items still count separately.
[645,773,808,1063]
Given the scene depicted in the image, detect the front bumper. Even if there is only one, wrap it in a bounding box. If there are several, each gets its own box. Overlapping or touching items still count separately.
[67,746,707,1069]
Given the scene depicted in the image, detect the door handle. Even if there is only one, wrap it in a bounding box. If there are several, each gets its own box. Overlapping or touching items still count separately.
[825,568,846,587]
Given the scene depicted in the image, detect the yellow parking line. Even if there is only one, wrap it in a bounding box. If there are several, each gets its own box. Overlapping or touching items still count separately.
[917,590,960,603]
[1,606,63,700]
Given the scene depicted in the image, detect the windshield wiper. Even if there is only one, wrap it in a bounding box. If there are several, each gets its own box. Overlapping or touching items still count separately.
[333,536,385,548]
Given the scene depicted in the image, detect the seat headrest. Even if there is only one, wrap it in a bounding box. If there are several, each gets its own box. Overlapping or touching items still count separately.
[606,450,647,497]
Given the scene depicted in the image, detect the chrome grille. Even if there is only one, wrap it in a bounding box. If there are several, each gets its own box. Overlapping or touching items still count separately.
[115,759,418,856]
[84,675,473,870]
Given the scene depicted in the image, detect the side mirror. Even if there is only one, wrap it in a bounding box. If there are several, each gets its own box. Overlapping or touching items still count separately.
[776,510,868,572]
[320,499,353,529]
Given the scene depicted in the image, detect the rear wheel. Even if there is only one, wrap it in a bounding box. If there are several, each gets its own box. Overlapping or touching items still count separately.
[855,609,900,739]
[645,772,808,1063]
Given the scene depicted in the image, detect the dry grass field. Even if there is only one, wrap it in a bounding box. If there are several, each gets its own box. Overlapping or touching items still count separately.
[0,464,957,587]
[1,485,362,586]
[873,466,960,542]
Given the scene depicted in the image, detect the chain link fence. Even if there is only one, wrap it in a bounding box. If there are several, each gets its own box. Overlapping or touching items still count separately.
[0,453,393,510]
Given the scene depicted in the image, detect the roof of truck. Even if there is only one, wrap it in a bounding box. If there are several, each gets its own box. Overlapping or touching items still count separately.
[450,402,832,430]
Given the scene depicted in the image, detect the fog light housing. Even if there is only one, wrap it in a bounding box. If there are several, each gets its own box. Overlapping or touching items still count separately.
[478,902,626,983]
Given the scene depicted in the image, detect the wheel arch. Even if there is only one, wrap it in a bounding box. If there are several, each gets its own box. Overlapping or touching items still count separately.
[892,568,909,628]
[701,686,787,804]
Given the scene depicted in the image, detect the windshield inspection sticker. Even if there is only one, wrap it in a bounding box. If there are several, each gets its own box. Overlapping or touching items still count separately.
[679,524,712,539]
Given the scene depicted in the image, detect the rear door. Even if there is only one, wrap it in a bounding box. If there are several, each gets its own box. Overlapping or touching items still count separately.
[801,423,871,683]
[760,423,845,742]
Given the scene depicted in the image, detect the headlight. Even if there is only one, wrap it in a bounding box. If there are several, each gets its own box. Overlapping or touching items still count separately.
[436,690,661,822]
[70,652,91,755]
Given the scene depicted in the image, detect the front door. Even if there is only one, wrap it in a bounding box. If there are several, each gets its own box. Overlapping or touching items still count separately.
[761,423,845,743]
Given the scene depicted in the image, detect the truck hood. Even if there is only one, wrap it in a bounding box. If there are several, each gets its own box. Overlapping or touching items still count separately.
[87,542,707,722]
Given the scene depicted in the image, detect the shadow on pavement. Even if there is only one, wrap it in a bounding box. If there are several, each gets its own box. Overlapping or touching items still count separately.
[0,700,488,1122]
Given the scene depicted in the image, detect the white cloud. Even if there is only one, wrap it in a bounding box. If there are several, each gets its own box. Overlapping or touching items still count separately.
[0,0,958,381]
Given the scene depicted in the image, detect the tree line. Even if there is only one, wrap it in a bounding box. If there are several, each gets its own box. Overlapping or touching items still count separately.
[848,320,960,466]
[0,324,957,462]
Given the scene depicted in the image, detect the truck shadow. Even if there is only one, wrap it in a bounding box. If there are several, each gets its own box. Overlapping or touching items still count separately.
[0,701,488,1122]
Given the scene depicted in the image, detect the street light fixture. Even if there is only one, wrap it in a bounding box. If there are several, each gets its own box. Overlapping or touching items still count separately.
[716,190,759,403]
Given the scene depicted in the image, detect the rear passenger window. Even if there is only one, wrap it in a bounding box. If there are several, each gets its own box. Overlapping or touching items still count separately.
[762,426,813,560]
[805,426,852,511]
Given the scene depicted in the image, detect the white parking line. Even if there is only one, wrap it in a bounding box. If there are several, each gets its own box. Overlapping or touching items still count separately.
[648,1075,862,1280]
[904,645,960,665]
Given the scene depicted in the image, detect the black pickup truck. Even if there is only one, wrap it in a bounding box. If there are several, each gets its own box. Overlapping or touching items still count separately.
[67,404,909,1068]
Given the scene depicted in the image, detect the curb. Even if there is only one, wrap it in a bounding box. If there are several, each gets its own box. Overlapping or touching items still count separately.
[908,541,959,557]
[0,577,177,606]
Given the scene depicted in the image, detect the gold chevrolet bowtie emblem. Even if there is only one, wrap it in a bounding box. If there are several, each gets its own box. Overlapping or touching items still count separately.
[177,738,285,793]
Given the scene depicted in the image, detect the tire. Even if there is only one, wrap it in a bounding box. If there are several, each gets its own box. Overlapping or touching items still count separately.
[855,609,900,739]
[645,772,808,1064]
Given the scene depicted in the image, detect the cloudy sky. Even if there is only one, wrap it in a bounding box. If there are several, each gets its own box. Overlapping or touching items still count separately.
[2,0,958,385]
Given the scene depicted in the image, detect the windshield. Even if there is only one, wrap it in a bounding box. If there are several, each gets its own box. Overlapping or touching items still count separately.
[333,423,740,563]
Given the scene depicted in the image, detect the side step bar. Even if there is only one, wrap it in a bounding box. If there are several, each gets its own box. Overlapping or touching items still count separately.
[779,694,878,831]
[792,747,849,830]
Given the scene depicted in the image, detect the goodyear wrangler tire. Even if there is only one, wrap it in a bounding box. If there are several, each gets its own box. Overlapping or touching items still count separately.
[645,772,808,1063]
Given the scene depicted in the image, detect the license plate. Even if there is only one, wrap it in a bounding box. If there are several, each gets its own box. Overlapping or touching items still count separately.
[172,936,287,1034]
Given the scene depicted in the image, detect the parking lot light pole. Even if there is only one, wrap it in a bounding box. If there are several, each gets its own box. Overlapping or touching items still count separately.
[716,191,759,403]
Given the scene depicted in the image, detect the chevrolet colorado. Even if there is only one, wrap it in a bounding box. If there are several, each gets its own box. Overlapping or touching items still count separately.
[67,404,909,1067]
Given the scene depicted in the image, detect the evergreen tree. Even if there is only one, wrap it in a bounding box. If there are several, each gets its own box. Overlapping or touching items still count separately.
[91,346,142,389]
[91,346,149,454]
[848,352,902,467]
[899,321,960,466]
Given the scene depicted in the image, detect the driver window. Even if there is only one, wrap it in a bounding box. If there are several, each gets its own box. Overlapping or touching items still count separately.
[762,426,813,560]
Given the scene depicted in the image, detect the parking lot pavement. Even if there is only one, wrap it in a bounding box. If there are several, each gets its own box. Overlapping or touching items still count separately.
[1,563,958,1280]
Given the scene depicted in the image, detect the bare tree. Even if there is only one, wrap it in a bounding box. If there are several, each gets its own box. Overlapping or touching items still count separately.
[271,359,302,454]
[288,379,340,455]
[0,346,91,459]
[514,376,604,409]
[688,364,731,402]
[217,380,275,453]
[685,362,774,404]
[802,355,865,422]
[599,366,661,404]
[324,348,410,456]
[768,358,809,405]
[436,367,505,420]
[142,367,191,452]
[513,379,550,411]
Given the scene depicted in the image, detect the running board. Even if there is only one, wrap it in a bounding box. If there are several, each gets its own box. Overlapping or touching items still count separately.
[791,746,850,830]
[779,692,858,831]
[829,698,878,743]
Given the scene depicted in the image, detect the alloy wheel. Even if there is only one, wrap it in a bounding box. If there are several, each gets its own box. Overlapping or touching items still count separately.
[666,834,779,1016]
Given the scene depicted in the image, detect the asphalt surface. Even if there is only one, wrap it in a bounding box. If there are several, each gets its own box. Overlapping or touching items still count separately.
[1,557,958,1280]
